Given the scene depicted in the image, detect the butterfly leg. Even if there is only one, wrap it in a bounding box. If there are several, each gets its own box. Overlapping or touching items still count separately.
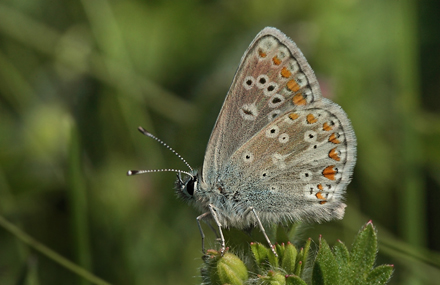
[249,207,278,257]
[196,207,226,255]
[208,204,226,255]
[196,212,211,254]
[206,220,221,240]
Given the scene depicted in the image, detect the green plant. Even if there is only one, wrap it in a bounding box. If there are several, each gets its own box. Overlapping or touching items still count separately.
[201,221,393,285]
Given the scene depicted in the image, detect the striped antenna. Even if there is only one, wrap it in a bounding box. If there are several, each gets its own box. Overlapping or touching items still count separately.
[127,169,193,177]
[127,126,194,177]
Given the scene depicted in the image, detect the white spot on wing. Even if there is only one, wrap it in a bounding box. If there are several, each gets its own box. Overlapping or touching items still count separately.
[278,133,289,143]
[242,150,254,163]
[268,110,281,122]
[239,103,258,120]
[256,75,269,89]
[243,76,255,90]
[263,82,278,97]
[304,130,317,143]
[265,125,279,138]
[268,94,285,108]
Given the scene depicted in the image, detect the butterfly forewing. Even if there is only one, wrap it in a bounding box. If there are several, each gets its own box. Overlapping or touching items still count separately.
[202,27,323,184]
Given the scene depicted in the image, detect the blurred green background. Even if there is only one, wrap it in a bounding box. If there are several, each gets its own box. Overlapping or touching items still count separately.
[0,0,439,284]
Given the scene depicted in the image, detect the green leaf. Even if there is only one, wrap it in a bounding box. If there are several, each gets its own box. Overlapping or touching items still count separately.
[276,243,286,258]
[312,236,339,285]
[333,240,349,265]
[286,274,308,285]
[203,222,393,285]
[251,242,269,266]
[366,264,394,285]
[349,221,378,282]
[259,270,286,285]
[300,238,312,274]
[281,242,298,274]
[333,239,350,283]
[294,260,303,277]
[268,247,279,268]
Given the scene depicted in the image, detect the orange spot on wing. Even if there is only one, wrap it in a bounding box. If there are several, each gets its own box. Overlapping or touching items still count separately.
[287,79,300,92]
[316,192,325,199]
[319,201,327,205]
[323,122,333,131]
[259,50,267,58]
[289,113,299,120]
[307,114,318,124]
[329,147,341,161]
[281,67,291,78]
[292,94,307,105]
[322,165,337,180]
[272,56,281,65]
[317,184,323,190]
[328,133,341,144]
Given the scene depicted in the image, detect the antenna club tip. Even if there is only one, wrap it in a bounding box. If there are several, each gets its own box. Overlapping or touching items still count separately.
[137,126,148,133]
[127,170,137,176]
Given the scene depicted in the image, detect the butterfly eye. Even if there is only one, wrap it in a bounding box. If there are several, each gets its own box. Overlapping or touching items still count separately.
[185,177,196,196]
[175,174,197,201]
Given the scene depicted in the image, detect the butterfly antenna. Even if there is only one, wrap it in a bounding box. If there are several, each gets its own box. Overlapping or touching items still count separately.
[127,169,193,177]
[126,126,194,177]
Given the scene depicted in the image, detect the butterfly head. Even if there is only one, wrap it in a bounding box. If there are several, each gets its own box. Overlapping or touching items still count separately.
[175,171,199,202]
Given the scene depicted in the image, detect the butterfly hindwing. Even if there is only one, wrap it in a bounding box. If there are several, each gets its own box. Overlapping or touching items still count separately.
[222,99,356,224]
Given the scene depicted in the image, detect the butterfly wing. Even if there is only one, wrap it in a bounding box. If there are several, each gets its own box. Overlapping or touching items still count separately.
[202,27,324,184]
[222,99,356,224]
[200,27,356,225]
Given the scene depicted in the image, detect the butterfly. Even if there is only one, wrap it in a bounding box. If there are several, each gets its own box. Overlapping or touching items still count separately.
[129,27,356,256]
